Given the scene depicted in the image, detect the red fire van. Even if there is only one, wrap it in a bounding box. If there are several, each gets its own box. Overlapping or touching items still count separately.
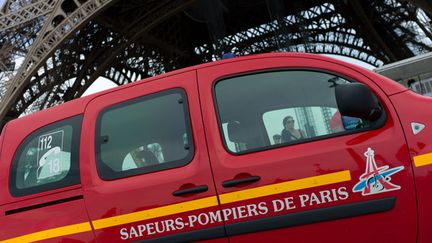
[1,52,432,242]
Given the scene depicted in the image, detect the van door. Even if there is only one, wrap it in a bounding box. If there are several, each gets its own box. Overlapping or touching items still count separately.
[81,71,228,242]
[197,55,417,242]
[0,115,94,242]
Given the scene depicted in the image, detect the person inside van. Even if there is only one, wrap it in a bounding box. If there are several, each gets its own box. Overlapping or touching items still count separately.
[281,116,306,143]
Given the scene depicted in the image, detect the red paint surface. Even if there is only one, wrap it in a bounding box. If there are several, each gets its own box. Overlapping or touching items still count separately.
[390,91,432,243]
[0,53,427,243]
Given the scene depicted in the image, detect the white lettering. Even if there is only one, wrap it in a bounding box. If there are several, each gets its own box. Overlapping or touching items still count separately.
[284,197,296,210]
[165,219,175,232]
[120,228,129,240]
[188,215,198,227]
[137,225,146,236]
[331,187,339,199]
[272,199,285,212]
[237,206,248,219]
[222,208,232,221]
[258,202,269,215]
[209,210,222,223]
[119,186,350,240]
[147,222,156,235]
[319,190,333,203]
[309,193,321,206]
[129,226,139,238]
[246,204,259,217]
[198,213,210,225]
[175,217,185,230]
[338,186,349,200]
[155,221,165,234]
[231,206,238,219]
[299,194,309,207]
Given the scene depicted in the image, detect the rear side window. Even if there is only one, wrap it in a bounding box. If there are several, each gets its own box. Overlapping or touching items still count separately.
[96,89,194,180]
[10,116,82,197]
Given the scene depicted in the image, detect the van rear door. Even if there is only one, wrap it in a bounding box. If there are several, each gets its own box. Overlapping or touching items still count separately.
[0,114,94,242]
[81,70,228,242]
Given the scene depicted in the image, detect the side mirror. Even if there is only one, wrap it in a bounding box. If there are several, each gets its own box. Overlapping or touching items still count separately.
[335,83,382,121]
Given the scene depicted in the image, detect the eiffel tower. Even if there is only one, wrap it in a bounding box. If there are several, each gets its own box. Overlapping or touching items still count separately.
[1,0,432,127]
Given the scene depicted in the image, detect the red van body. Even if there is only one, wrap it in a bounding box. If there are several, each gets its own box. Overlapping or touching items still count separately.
[1,53,431,243]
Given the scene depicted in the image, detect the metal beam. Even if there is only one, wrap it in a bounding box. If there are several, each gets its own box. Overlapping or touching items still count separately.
[0,0,116,121]
[0,0,56,31]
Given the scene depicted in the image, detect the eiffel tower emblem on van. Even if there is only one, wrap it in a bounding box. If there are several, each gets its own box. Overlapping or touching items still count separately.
[353,148,404,196]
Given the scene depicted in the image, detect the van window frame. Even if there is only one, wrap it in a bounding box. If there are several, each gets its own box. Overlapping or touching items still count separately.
[9,115,83,197]
[212,68,387,155]
[95,88,195,180]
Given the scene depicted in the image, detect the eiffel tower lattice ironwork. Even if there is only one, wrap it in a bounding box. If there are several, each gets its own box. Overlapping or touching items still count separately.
[1,0,432,126]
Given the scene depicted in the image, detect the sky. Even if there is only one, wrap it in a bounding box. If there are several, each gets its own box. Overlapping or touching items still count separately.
[82,77,118,96]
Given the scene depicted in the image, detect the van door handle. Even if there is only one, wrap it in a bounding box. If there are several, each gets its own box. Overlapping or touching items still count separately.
[222,176,261,188]
[172,185,208,196]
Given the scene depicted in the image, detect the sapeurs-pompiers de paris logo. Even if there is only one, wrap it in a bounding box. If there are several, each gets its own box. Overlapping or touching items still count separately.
[353,147,404,196]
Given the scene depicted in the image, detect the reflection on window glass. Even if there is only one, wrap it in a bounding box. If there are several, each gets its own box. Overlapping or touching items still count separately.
[223,122,247,152]
[16,126,72,189]
[97,89,194,180]
[10,116,81,196]
[215,70,367,154]
[122,143,165,171]
[264,106,340,145]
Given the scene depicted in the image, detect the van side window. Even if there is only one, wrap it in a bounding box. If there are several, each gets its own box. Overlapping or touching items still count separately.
[214,70,376,154]
[10,116,82,196]
[96,89,194,180]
